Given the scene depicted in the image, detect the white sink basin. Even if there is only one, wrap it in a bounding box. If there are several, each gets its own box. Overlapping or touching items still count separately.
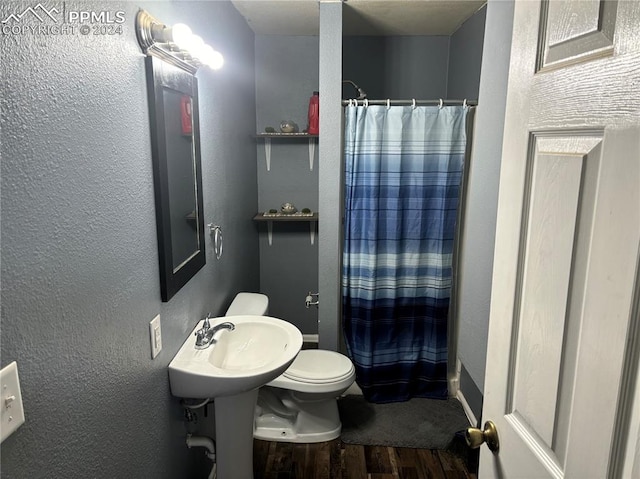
[168,315,303,398]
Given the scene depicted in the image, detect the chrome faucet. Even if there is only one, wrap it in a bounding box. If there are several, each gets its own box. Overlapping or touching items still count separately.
[194,314,235,349]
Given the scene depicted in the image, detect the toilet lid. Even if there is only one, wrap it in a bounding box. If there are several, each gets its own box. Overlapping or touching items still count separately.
[284,350,354,383]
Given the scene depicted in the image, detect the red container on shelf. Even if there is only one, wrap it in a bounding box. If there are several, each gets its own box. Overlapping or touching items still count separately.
[307,91,319,135]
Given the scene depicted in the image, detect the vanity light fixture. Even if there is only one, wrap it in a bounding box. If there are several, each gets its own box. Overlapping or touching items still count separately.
[135,9,224,74]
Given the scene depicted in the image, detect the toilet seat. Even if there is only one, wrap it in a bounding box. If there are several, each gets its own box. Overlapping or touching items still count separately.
[284,350,354,383]
[268,350,355,394]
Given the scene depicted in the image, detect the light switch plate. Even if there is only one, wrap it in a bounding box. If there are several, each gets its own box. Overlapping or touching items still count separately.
[1,361,25,443]
[150,314,162,359]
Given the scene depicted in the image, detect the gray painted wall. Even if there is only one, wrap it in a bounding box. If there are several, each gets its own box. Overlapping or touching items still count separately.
[447,5,487,100]
[0,1,257,477]
[384,36,450,99]
[255,35,320,334]
[342,36,386,99]
[318,1,343,351]
[343,36,450,100]
[456,0,515,419]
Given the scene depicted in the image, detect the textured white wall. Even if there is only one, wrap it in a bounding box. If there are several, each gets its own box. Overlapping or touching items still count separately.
[0,1,258,476]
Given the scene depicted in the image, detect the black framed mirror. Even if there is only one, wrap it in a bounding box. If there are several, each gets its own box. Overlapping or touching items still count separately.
[145,55,205,302]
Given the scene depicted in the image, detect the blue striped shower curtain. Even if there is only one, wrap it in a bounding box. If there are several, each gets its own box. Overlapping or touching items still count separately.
[342,105,467,403]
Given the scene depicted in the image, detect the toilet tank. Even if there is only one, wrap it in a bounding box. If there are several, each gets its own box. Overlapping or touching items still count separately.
[225,292,269,316]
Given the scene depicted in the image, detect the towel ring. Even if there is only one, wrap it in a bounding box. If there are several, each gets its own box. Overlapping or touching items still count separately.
[208,224,223,260]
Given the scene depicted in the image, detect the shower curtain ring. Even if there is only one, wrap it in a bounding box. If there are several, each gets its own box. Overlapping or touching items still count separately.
[364,98,369,108]
[463,99,468,108]
[387,99,391,109]
[412,98,416,109]
[439,99,444,109]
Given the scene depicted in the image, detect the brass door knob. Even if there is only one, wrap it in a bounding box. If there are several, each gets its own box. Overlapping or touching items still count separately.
[465,420,499,452]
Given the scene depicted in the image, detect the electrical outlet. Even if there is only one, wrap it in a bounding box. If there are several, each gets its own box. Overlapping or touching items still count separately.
[150,314,162,359]
[1,361,25,443]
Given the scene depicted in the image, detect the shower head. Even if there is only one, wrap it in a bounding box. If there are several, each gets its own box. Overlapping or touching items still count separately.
[343,80,367,100]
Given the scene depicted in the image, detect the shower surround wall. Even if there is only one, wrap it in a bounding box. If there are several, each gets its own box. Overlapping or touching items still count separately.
[0,1,257,477]
[342,36,450,100]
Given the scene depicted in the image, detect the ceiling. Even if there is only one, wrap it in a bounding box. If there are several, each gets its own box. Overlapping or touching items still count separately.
[230,0,486,36]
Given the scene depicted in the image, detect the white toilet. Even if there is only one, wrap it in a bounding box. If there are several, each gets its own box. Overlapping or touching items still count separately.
[225,292,356,443]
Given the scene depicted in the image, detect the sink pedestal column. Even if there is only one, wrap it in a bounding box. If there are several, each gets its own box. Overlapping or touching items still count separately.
[215,388,259,479]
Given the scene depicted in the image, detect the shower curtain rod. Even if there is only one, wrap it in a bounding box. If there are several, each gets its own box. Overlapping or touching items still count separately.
[341,99,477,107]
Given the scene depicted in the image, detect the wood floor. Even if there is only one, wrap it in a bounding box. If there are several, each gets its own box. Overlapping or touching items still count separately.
[254,439,477,479]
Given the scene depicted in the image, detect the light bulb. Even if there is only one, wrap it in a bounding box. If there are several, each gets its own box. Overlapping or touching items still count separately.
[186,35,205,57]
[206,50,224,70]
[170,23,192,49]
[198,45,214,64]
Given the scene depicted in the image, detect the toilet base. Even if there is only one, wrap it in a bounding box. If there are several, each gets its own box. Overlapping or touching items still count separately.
[254,387,344,443]
[253,420,341,443]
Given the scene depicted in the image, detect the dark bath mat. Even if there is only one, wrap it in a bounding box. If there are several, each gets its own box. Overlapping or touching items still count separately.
[338,395,470,449]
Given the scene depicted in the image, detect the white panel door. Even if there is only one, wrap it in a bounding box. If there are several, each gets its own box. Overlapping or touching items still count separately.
[480,0,640,477]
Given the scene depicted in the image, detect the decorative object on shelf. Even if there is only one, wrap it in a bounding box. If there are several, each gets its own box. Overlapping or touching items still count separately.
[257,132,313,137]
[279,121,299,133]
[301,208,311,214]
[261,210,314,218]
[265,126,276,133]
[307,91,319,135]
[281,202,297,214]
[253,212,319,246]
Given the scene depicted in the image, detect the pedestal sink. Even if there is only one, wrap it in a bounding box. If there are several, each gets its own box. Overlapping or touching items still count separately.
[169,315,303,479]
